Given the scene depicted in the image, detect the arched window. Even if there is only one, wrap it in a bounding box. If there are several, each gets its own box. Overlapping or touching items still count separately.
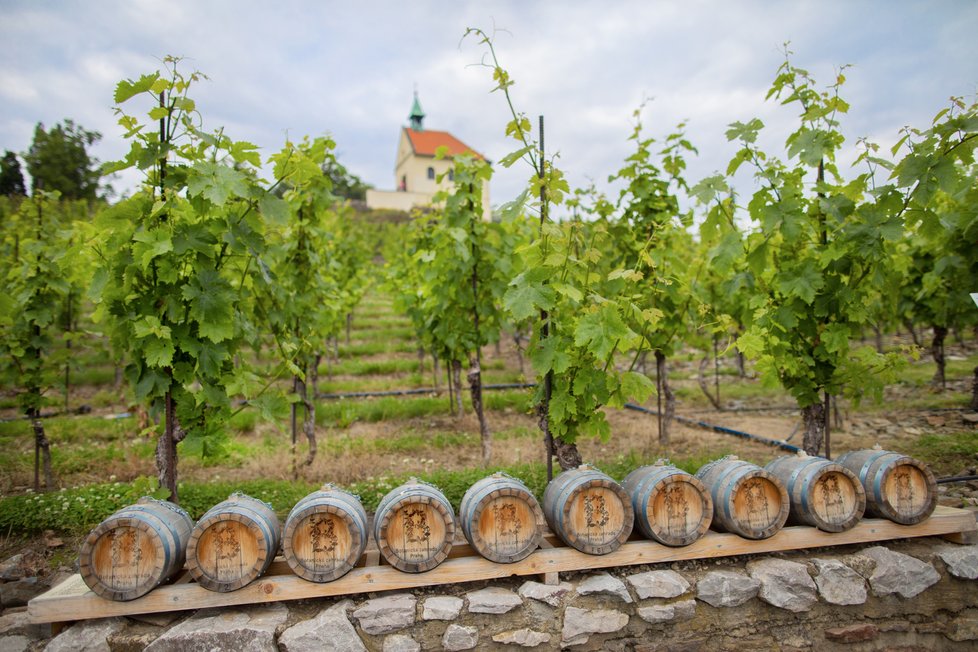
[427,166,435,180]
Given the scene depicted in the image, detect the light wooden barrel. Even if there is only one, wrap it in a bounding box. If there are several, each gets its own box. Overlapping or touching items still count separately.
[835,447,937,525]
[459,473,544,563]
[373,479,456,573]
[765,452,866,532]
[282,485,368,582]
[78,497,193,601]
[622,461,713,546]
[695,456,789,539]
[186,493,282,592]
[543,465,633,555]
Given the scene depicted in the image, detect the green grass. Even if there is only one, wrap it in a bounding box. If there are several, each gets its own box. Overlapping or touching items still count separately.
[336,340,419,357]
[316,389,533,427]
[910,430,978,475]
[317,368,525,394]
[327,358,421,376]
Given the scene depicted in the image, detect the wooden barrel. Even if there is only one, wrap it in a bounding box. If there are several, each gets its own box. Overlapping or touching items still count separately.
[765,452,866,532]
[543,465,633,555]
[373,479,456,573]
[282,485,368,582]
[835,447,937,525]
[459,472,544,563]
[622,461,713,546]
[694,456,789,539]
[78,497,193,601]
[186,493,282,592]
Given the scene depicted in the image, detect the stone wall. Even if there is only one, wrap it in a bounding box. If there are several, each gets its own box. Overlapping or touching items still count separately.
[5,537,978,651]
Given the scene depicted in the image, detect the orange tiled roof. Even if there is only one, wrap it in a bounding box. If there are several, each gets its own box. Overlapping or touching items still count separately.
[405,128,484,159]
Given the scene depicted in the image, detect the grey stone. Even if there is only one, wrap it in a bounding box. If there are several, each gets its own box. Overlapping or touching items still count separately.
[0,612,30,637]
[442,624,478,651]
[627,570,690,599]
[421,595,463,620]
[46,617,127,652]
[492,628,552,647]
[576,572,632,603]
[0,577,41,609]
[0,554,25,581]
[145,603,287,652]
[938,544,978,579]
[279,600,365,652]
[747,558,817,613]
[560,606,628,646]
[0,635,30,652]
[383,633,421,652]
[352,594,416,635]
[517,580,572,607]
[466,587,522,614]
[947,616,978,642]
[812,558,867,605]
[859,546,940,598]
[696,570,760,608]
[637,599,697,625]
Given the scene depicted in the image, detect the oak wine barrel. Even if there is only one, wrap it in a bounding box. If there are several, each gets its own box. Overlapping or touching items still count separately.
[543,465,633,555]
[835,446,937,525]
[282,485,368,582]
[621,461,713,546]
[373,479,456,573]
[765,452,866,532]
[186,493,281,592]
[459,472,544,563]
[695,456,789,539]
[78,497,193,601]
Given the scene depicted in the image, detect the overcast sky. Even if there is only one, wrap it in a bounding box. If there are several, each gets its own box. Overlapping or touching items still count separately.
[2,1,976,210]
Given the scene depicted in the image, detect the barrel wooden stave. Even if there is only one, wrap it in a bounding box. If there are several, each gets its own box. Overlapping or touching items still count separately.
[79,497,193,601]
[459,473,544,563]
[186,493,282,592]
[765,454,865,532]
[373,480,456,573]
[543,466,633,555]
[835,448,937,525]
[283,486,368,583]
[695,456,789,540]
[622,463,713,546]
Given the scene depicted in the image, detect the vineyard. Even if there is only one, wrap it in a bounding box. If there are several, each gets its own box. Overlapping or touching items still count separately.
[0,35,977,646]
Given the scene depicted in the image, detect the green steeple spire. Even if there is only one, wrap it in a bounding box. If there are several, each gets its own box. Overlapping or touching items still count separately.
[408,90,425,131]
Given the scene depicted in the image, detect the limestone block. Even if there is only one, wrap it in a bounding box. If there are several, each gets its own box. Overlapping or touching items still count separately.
[576,572,632,603]
[517,580,572,607]
[812,558,867,605]
[627,570,690,600]
[696,570,760,608]
[352,594,416,635]
[442,624,479,651]
[279,600,365,652]
[466,587,522,614]
[858,546,940,598]
[938,544,978,580]
[561,606,628,646]
[145,604,287,652]
[383,633,421,652]
[492,628,552,647]
[422,595,463,621]
[747,558,817,613]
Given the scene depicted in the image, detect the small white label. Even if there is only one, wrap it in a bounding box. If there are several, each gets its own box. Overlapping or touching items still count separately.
[971,293,978,309]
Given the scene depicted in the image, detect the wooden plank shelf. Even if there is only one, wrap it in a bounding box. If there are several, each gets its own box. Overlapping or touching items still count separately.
[28,505,976,625]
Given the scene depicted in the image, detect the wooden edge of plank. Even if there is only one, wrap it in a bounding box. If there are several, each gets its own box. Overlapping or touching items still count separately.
[28,506,977,624]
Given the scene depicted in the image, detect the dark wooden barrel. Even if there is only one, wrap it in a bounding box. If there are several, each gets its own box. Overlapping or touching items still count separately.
[765,452,866,532]
[543,465,633,555]
[622,461,713,546]
[186,493,282,592]
[79,497,193,601]
[459,472,544,563]
[373,479,456,573]
[835,447,937,525]
[695,456,789,539]
[282,485,368,582]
